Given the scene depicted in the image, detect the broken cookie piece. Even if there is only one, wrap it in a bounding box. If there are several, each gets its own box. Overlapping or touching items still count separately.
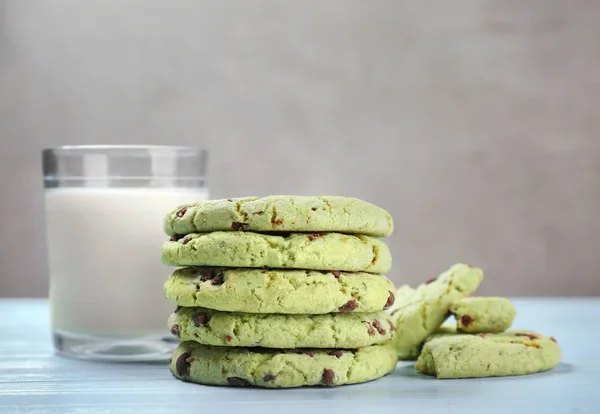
[388,263,483,360]
[415,330,561,379]
[450,297,517,333]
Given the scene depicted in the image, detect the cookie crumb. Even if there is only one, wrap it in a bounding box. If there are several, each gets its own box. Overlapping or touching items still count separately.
[339,300,358,312]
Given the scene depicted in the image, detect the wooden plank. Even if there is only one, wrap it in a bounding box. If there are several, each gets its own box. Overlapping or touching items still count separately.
[0,298,597,414]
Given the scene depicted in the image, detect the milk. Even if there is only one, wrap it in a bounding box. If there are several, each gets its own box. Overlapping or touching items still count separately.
[45,187,208,337]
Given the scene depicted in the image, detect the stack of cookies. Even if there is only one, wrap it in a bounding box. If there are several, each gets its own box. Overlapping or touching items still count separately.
[161,196,398,388]
[387,263,562,379]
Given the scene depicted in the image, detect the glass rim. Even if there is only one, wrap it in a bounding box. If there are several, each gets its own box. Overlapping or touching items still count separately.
[42,145,207,153]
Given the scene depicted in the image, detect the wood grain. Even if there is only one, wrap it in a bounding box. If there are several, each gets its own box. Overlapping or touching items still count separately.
[0,298,597,414]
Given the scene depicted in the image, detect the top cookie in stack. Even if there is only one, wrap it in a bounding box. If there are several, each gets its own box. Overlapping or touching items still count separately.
[163,196,393,238]
[161,196,398,388]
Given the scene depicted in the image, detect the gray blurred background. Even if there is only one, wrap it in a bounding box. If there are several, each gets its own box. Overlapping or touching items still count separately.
[1,0,599,297]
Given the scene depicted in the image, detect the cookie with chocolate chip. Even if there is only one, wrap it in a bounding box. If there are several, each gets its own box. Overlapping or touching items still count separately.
[161,231,392,273]
[169,341,397,388]
[169,307,395,349]
[163,195,394,238]
[164,267,396,314]
[416,330,561,379]
[450,297,517,333]
[389,263,483,360]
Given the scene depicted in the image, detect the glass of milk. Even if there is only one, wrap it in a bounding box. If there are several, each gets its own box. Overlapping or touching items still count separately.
[42,145,208,361]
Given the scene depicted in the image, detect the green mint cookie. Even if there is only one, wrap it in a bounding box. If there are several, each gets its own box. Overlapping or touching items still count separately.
[164,195,393,237]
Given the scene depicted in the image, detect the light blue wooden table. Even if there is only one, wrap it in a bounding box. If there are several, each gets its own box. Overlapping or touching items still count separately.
[1,298,598,414]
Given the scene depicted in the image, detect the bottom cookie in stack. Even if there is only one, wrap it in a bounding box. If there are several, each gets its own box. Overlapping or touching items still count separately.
[170,342,398,388]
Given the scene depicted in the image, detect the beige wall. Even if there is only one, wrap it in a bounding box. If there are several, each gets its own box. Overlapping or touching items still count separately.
[1,0,599,297]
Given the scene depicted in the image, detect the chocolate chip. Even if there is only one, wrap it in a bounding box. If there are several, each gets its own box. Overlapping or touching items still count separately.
[328,350,344,358]
[231,221,249,231]
[175,352,191,377]
[227,199,233,202]
[322,369,335,386]
[253,211,265,215]
[199,269,213,281]
[175,207,188,218]
[181,236,192,245]
[372,320,387,335]
[331,270,341,278]
[550,336,557,343]
[263,373,277,382]
[170,234,184,242]
[304,351,315,357]
[460,315,473,327]
[339,299,358,313]
[383,291,395,310]
[308,233,322,241]
[225,335,233,342]
[192,313,210,327]
[311,207,317,211]
[425,276,437,285]
[212,272,225,285]
[515,332,539,340]
[174,305,183,313]
[271,216,284,225]
[366,322,376,336]
[170,324,181,337]
[227,377,250,387]
[388,321,396,332]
